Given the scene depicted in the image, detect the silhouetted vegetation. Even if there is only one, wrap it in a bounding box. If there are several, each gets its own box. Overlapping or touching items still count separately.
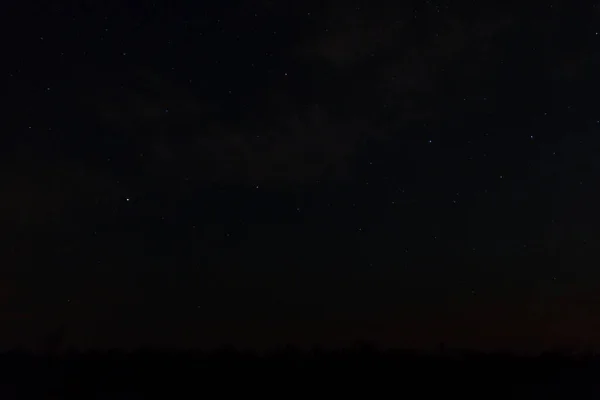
[2,344,600,398]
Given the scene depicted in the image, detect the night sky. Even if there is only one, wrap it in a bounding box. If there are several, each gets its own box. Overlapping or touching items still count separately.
[3,0,600,352]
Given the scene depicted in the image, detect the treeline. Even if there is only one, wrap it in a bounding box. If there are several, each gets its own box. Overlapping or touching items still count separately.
[1,346,600,398]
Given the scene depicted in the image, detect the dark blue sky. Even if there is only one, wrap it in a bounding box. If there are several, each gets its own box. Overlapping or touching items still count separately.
[2,0,600,352]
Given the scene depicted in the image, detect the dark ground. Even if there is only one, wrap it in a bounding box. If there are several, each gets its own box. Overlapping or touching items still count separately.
[2,347,600,398]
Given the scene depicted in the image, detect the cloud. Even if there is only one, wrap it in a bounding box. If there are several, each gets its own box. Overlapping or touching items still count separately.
[82,63,369,186]
[75,7,526,187]
[292,5,519,127]
[188,102,367,185]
